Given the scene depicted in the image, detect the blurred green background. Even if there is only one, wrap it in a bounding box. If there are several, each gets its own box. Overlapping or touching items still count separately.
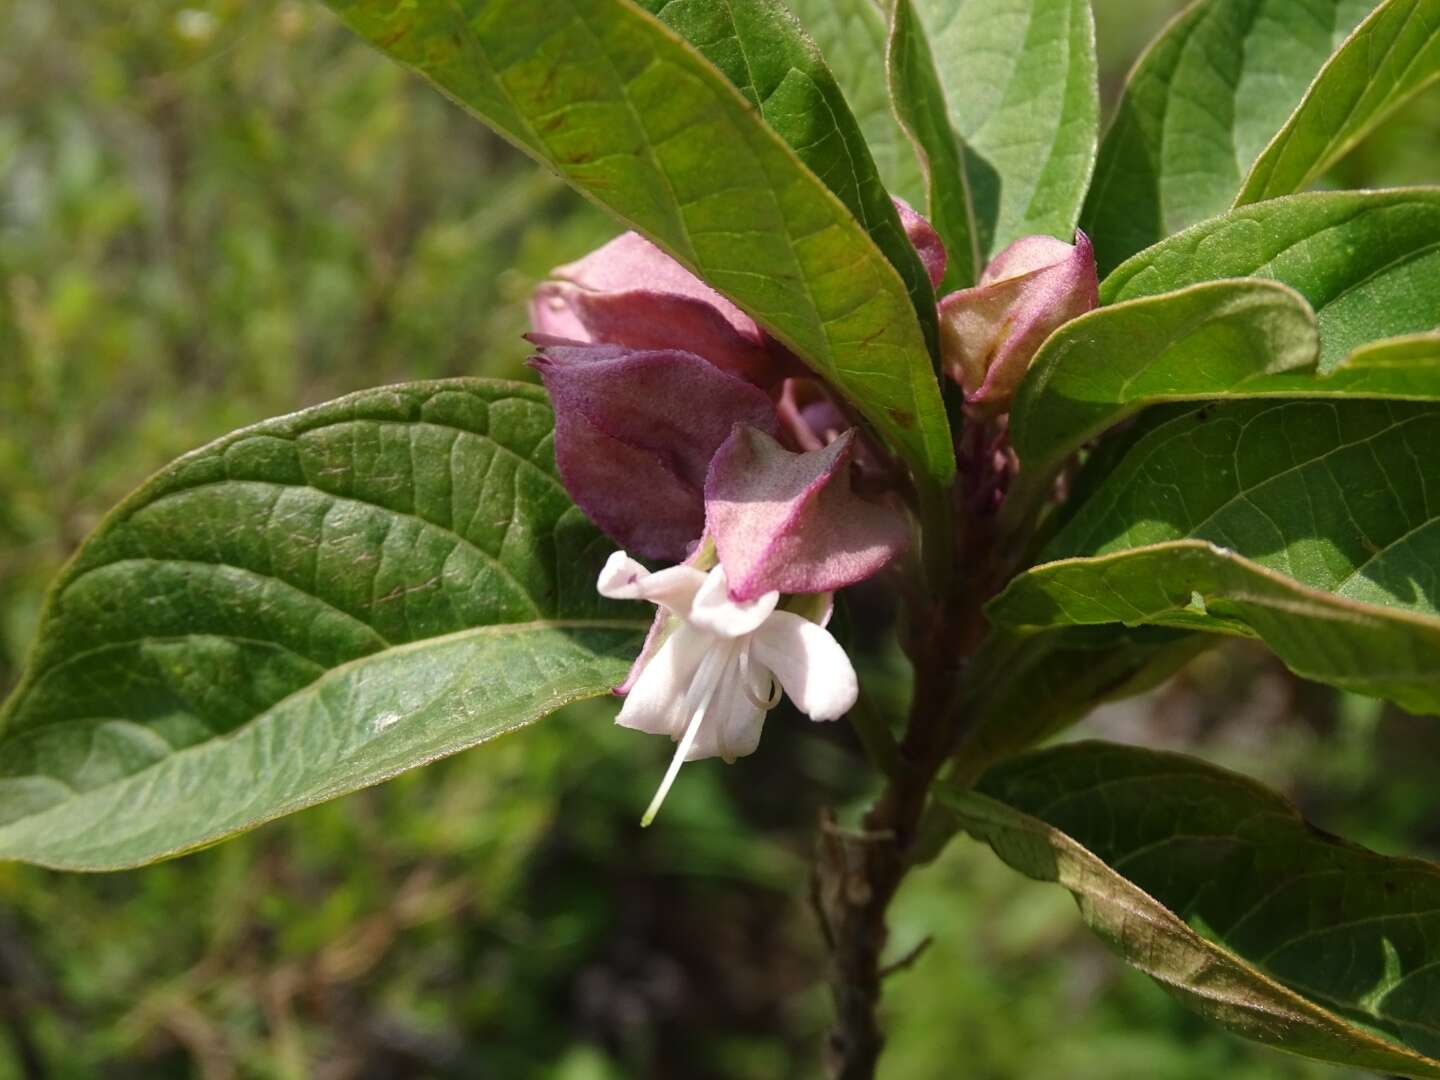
[2,1,1438,1076]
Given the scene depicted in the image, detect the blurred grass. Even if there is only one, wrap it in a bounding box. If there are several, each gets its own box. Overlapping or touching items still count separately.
[0,1,1437,1076]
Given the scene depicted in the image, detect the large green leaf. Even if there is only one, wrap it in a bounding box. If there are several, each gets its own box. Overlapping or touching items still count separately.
[944,742,1440,1076]
[1238,0,1440,206]
[324,0,954,488]
[1082,0,1374,274]
[1047,398,1440,617]
[892,0,1098,263]
[989,539,1440,714]
[1007,279,1320,500]
[782,0,927,207]
[1016,321,1440,498]
[887,0,983,289]
[0,381,646,870]
[634,0,939,353]
[1101,190,1440,371]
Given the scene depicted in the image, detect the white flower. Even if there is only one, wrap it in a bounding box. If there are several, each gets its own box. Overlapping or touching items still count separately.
[598,551,858,825]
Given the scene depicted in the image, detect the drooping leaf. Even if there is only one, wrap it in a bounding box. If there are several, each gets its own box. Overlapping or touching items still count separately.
[1101,189,1440,370]
[782,0,927,206]
[890,0,1099,263]
[1082,0,1374,274]
[1007,278,1319,501]
[886,0,982,288]
[1238,0,1440,206]
[0,381,647,869]
[324,0,954,489]
[943,742,1440,1076]
[989,539,1440,715]
[634,0,940,352]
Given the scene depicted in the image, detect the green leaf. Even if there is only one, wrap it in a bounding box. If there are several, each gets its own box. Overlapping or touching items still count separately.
[1082,0,1374,274]
[781,0,928,207]
[886,0,983,289]
[1047,397,1440,617]
[989,539,1440,715]
[1008,278,1320,500]
[1238,0,1440,207]
[890,0,1099,267]
[634,0,940,353]
[324,0,954,489]
[0,381,646,869]
[1101,190,1440,371]
[944,742,1440,1077]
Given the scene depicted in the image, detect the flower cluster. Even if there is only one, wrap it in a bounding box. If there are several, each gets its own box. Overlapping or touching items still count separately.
[528,202,1096,820]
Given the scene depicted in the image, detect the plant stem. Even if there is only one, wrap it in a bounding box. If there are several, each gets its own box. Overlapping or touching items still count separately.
[816,418,1010,1079]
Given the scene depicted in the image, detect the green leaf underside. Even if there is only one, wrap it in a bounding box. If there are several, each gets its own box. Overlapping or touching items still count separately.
[1238,0,1440,207]
[946,742,1440,1076]
[323,0,954,488]
[1082,0,1374,274]
[899,0,1098,262]
[887,0,983,289]
[1100,190,1440,372]
[989,539,1440,715]
[783,0,928,207]
[635,0,940,354]
[1008,279,1321,492]
[0,381,646,869]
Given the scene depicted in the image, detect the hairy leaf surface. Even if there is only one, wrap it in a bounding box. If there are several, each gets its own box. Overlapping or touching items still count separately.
[782,0,927,206]
[0,381,646,869]
[1101,190,1440,370]
[892,0,1098,263]
[990,540,1440,714]
[1238,0,1440,205]
[635,0,940,349]
[1082,0,1374,273]
[945,742,1440,1076]
[325,0,955,488]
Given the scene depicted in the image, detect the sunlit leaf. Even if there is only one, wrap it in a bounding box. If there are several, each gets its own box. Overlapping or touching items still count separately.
[889,0,1098,268]
[1082,0,1373,273]
[0,381,646,869]
[325,0,955,489]
[1100,190,1440,371]
[1238,0,1440,206]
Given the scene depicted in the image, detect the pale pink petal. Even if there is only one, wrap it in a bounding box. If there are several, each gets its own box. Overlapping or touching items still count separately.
[750,610,857,722]
[937,231,1099,412]
[705,425,910,601]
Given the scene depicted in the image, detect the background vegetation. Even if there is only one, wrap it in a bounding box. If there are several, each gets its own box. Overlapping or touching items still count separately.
[2,0,1439,1075]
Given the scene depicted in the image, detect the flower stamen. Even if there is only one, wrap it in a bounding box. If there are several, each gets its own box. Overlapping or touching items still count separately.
[640,642,734,827]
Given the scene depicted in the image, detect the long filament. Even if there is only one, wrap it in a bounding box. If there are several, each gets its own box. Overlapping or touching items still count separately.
[640,642,732,827]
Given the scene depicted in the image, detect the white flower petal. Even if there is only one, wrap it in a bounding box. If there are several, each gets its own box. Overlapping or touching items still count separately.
[597,551,707,615]
[615,624,710,737]
[684,651,766,763]
[751,610,857,721]
[690,565,779,638]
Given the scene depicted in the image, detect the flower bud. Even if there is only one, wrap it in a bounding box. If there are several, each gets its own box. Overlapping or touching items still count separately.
[937,231,1098,413]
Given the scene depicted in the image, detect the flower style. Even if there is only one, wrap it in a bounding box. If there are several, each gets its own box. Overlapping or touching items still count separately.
[598,552,857,825]
[937,231,1098,413]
